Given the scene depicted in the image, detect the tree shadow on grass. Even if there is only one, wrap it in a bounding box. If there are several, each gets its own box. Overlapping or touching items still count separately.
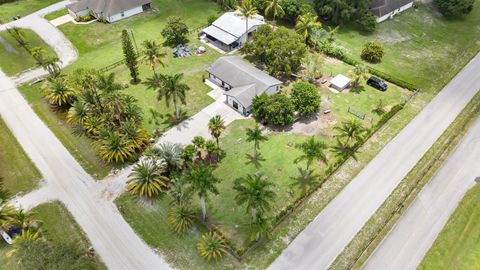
[162,110,189,127]
[245,153,266,168]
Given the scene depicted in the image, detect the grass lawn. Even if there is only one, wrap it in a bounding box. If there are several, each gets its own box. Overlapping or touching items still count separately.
[0,29,56,76]
[333,2,480,94]
[419,183,480,270]
[0,0,61,21]
[44,8,67,21]
[0,117,41,195]
[0,201,106,269]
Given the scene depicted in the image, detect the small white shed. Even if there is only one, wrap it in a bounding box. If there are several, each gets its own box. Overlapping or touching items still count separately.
[330,74,352,92]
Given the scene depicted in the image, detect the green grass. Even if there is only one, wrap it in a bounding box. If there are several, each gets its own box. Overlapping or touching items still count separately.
[0,29,55,76]
[333,3,480,94]
[419,183,480,270]
[0,116,41,195]
[0,201,106,269]
[44,8,67,21]
[0,0,61,21]
[18,84,114,179]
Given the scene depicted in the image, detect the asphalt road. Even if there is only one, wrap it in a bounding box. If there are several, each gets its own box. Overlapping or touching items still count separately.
[362,118,480,270]
[269,54,480,270]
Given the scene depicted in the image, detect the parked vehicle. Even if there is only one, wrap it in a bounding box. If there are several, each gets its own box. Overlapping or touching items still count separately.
[367,76,388,91]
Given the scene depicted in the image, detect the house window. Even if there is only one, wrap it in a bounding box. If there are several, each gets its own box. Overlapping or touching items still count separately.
[121,11,125,17]
[232,100,239,110]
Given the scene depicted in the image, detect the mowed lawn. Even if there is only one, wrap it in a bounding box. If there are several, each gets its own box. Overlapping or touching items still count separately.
[333,3,480,93]
[0,117,40,195]
[419,184,480,270]
[0,202,106,269]
[0,29,56,76]
[0,0,60,21]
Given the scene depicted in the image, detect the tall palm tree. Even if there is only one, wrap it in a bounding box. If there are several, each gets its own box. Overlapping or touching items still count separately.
[183,165,221,221]
[334,119,366,144]
[295,136,328,170]
[208,115,226,147]
[295,13,322,45]
[233,173,276,221]
[265,0,285,25]
[42,76,75,107]
[127,160,170,198]
[141,40,167,75]
[145,73,190,120]
[236,0,258,39]
[30,47,47,66]
[290,167,320,195]
[246,124,268,160]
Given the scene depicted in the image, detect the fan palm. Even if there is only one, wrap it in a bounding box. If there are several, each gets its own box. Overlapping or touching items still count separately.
[168,204,195,234]
[183,165,220,221]
[334,119,366,144]
[197,232,228,261]
[290,167,320,195]
[145,73,190,120]
[295,12,322,45]
[97,131,135,163]
[127,160,169,198]
[42,76,75,107]
[208,115,226,147]
[144,143,184,173]
[265,0,285,25]
[295,136,328,170]
[233,173,276,221]
[246,124,268,160]
[141,40,167,75]
[236,0,258,37]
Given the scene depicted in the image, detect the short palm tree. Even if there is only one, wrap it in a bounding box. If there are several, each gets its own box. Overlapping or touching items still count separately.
[168,204,195,234]
[6,228,42,258]
[351,64,368,89]
[42,76,75,107]
[246,124,268,160]
[97,131,135,163]
[67,100,89,125]
[295,136,328,170]
[265,0,285,25]
[334,119,366,144]
[141,40,167,75]
[127,160,169,198]
[197,232,228,261]
[295,13,322,45]
[144,143,184,173]
[184,165,221,221]
[10,209,40,234]
[145,73,190,120]
[208,115,226,147]
[97,72,122,93]
[0,200,16,228]
[233,173,276,221]
[121,120,149,151]
[236,0,258,36]
[290,167,320,195]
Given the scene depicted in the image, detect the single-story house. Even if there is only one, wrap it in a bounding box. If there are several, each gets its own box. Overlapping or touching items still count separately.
[330,74,351,92]
[201,11,265,52]
[370,0,414,23]
[67,0,152,23]
[207,56,282,115]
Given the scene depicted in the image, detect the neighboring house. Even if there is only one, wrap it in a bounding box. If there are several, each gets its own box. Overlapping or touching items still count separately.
[201,11,265,52]
[370,0,414,23]
[67,0,152,23]
[207,56,282,115]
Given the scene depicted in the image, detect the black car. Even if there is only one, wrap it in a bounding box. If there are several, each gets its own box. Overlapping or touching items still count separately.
[367,76,388,91]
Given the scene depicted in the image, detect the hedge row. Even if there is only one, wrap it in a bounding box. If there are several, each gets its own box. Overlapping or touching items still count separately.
[0,0,17,4]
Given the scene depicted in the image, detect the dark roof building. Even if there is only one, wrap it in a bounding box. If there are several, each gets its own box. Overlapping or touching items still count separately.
[370,0,414,22]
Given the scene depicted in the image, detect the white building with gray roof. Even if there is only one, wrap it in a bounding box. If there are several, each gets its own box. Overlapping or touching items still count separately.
[207,56,282,116]
[67,0,152,23]
[370,0,414,23]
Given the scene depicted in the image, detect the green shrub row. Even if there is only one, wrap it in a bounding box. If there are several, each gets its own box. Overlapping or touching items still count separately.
[0,0,17,4]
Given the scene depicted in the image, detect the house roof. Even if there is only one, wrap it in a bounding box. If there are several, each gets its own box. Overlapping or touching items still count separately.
[330,74,351,89]
[67,0,151,17]
[202,11,265,45]
[370,0,413,17]
[208,56,282,107]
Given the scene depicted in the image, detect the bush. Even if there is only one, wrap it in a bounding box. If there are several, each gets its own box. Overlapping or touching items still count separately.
[74,15,94,22]
[361,41,384,63]
[253,94,295,126]
[357,12,377,33]
[434,0,475,16]
[251,93,270,121]
[317,41,346,59]
[283,0,313,22]
[207,14,218,25]
[291,81,321,116]
[161,16,189,47]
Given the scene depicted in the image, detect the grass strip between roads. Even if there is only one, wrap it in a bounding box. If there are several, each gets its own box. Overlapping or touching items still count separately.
[329,89,480,270]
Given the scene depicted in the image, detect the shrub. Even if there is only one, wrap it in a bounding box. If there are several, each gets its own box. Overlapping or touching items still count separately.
[283,0,313,22]
[361,41,385,63]
[253,94,295,126]
[317,41,346,59]
[251,93,270,121]
[291,81,321,116]
[434,0,475,17]
[207,14,218,25]
[357,12,377,33]
[161,16,189,47]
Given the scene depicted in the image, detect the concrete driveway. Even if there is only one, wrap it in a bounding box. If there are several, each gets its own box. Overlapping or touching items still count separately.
[269,54,480,270]
[362,118,480,270]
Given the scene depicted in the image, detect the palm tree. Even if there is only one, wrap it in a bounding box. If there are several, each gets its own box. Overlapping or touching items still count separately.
[121,120,149,151]
[145,73,190,120]
[265,0,285,25]
[295,136,328,170]
[97,130,135,163]
[42,56,61,76]
[183,165,221,221]
[168,204,195,234]
[141,40,167,75]
[144,143,184,173]
[197,232,228,261]
[246,124,268,160]
[250,213,271,241]
[290,167,320,195]
[208,115,226,147]
[42,76,75,107]
[233,173,276,221]
[351,64,368,89]
[236,0,258,39]
[127,160,169,198]
[330,138,359,161]
[0,200,16,228]
[97,72,122,94]
[295,13,322,45]
[67,100,89,125]
[334,119,366,144]
[30,47,47,66]
[6,228,42,259]
[10,209,40,234]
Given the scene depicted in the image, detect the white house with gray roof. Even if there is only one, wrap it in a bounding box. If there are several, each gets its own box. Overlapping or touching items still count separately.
[207,56,282,116]
[370,0,414,23]
[202,11,265,52]
[67,0,152,23]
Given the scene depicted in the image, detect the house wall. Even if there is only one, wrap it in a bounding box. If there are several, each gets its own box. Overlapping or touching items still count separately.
[376,2,413,23]
[107,6,144,23]
[226,96,248,115]
[238,24,261,44]
[208,73,232,90]
[68,8,89,18]
[264,85,281,95]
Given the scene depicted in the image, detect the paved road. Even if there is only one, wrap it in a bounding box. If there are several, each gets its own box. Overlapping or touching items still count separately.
[362,118,480,270]
[269,54,480,270]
